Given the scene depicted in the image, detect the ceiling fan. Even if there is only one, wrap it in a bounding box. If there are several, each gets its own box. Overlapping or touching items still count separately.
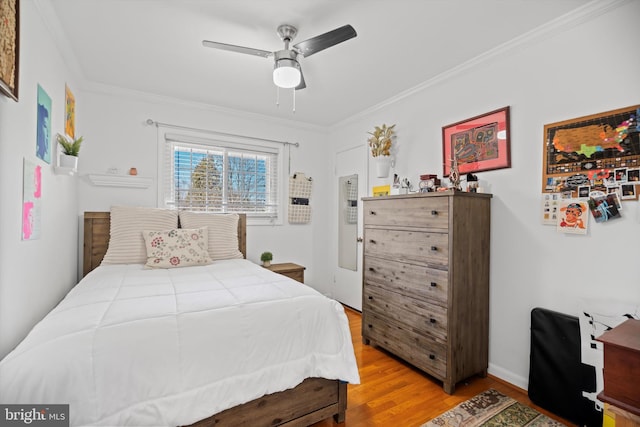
[202,24,357,90]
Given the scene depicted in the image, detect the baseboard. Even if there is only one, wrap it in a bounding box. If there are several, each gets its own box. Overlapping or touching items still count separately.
[488,363,529,391]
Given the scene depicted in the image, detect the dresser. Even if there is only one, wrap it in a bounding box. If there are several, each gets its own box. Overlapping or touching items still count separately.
[362,191,491,394]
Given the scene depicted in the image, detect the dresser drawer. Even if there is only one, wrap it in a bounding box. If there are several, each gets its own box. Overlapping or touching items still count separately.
[364,228,449,268]
[364,282,448,342]
[363,311,447,378]
[364,256,448,306]
[363,197,449,229]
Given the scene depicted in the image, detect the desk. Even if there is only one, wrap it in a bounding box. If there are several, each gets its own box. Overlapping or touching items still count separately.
[597,319,640,426]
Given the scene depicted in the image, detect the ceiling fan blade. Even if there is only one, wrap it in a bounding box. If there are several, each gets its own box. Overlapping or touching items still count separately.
[293,24,357,58]
[295,70,306,90]
[202,40,272,58]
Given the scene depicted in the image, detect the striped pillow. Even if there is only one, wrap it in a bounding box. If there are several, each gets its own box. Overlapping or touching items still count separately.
[178,211,243,261]
[101,206,179,265]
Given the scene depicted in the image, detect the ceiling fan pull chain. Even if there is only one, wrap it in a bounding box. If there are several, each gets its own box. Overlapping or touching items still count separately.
[276,86,280,108]
[292,88,296,113]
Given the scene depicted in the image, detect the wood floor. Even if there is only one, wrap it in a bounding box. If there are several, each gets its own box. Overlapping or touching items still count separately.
[312,306,576,427]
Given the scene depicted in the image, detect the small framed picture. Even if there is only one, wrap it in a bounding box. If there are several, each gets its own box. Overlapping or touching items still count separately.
[621,183,637,200]
[588,193,622,223]
[628,168,639,182]
[614,167,628,182]
[577,185,590,198]
[607,185,620,197]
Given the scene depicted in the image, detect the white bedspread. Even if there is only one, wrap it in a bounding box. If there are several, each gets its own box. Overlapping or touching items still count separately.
[0,260,360,426]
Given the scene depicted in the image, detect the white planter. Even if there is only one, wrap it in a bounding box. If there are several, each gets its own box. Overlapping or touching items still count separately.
[374,156,391,178]
[59,154,78,170]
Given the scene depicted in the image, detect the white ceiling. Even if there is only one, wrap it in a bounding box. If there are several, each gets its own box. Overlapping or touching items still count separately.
[42,0,590,127]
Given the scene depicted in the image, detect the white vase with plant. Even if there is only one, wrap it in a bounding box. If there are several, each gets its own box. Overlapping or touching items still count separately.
[57,134,83,170]
[367,124,395,178]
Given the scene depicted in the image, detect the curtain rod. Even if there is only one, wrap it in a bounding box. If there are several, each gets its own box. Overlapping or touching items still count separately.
[146,119,299,147]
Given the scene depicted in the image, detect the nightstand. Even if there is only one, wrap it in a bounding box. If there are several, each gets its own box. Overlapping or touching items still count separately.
[263,262,305,283]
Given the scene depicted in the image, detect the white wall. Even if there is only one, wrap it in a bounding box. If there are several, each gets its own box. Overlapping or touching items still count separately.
[76,88,334,293]
[0,1,80,358]
[2,0,639,393]
[328,1,640,389]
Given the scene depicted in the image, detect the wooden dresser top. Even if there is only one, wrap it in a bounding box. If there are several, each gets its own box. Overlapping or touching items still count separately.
[597,319,640,352]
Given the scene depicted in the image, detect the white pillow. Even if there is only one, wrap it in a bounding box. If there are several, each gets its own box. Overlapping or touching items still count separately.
[143,227,212,268]
[178,211,243,260]
[101,206,179,265]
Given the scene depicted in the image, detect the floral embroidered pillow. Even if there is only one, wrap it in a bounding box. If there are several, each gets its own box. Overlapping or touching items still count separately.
[143,227,212,268]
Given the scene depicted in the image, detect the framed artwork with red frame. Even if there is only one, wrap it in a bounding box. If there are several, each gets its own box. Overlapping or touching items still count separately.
[442,106,511,177]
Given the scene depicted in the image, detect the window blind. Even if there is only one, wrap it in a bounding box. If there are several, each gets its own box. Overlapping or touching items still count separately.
[160,133,281,222]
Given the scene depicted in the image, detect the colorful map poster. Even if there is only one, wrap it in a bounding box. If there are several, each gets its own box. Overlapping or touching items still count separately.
[542,105,640,196]
[22,158,42,240]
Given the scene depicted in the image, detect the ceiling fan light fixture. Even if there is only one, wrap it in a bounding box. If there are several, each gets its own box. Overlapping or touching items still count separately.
[273,58,301,89]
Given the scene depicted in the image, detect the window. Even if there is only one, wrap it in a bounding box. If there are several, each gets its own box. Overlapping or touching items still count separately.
[159,131,283,224]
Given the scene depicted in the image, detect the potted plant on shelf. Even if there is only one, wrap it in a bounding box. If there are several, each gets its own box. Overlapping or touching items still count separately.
[367,123,395,178]
[260,251,273,267]
[56,134,83,169]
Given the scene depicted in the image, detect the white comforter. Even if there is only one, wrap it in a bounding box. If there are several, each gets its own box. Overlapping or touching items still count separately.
[0,260,360,426]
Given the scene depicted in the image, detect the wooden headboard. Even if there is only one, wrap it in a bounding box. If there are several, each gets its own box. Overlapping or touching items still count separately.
[83,212,247,277]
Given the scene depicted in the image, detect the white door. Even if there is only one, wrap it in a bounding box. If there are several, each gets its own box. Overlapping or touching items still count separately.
[333,145,367,311]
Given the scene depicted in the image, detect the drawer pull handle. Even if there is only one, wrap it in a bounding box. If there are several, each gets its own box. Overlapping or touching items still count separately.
[368,324,373,329]
[368,296,373,300]
[369,239,377,244]
[368,267,375,272]
[429,354,435,360]
[430,282,437,287]
[369,211,376,215]
[431,210,438,216]
[430,246,438,251]
[430,318,436,324]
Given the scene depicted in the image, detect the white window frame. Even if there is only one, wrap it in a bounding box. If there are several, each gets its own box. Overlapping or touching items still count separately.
[157,127,284,225]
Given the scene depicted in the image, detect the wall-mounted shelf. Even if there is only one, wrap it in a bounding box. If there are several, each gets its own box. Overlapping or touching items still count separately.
[87,174,153,189]
[54,166,77,176]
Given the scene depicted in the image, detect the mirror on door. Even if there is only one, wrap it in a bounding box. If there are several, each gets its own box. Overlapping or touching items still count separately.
[338,174,358,271]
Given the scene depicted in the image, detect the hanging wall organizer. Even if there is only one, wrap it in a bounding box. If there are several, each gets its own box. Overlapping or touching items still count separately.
[345,178,358,224]
[289,172,312,224]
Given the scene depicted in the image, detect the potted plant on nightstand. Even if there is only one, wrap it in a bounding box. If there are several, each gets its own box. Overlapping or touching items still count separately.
[56,134,83,170]
[260,251,273,267]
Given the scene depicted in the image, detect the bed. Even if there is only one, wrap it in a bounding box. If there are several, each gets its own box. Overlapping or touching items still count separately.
[0,208,359,426]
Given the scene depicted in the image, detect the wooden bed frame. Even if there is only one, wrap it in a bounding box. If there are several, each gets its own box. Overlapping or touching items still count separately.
[82,212,347,426]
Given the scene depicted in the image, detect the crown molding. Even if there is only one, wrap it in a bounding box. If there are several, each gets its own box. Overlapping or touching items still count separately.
[31,0,327,134]
[32,0,88,89]
[33,0,630,132]
[83,81,328,134]
[331,0,631,130]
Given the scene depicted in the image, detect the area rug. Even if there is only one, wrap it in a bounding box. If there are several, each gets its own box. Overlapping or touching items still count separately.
[422,389,567,427]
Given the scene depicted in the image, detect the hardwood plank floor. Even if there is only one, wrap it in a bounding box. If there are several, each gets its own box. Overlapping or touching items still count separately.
[312,306,576,427]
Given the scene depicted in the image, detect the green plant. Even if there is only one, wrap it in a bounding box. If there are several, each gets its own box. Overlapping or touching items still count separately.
[367,123,395,157]
[56,134,83,157]
[260,251,273,262]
